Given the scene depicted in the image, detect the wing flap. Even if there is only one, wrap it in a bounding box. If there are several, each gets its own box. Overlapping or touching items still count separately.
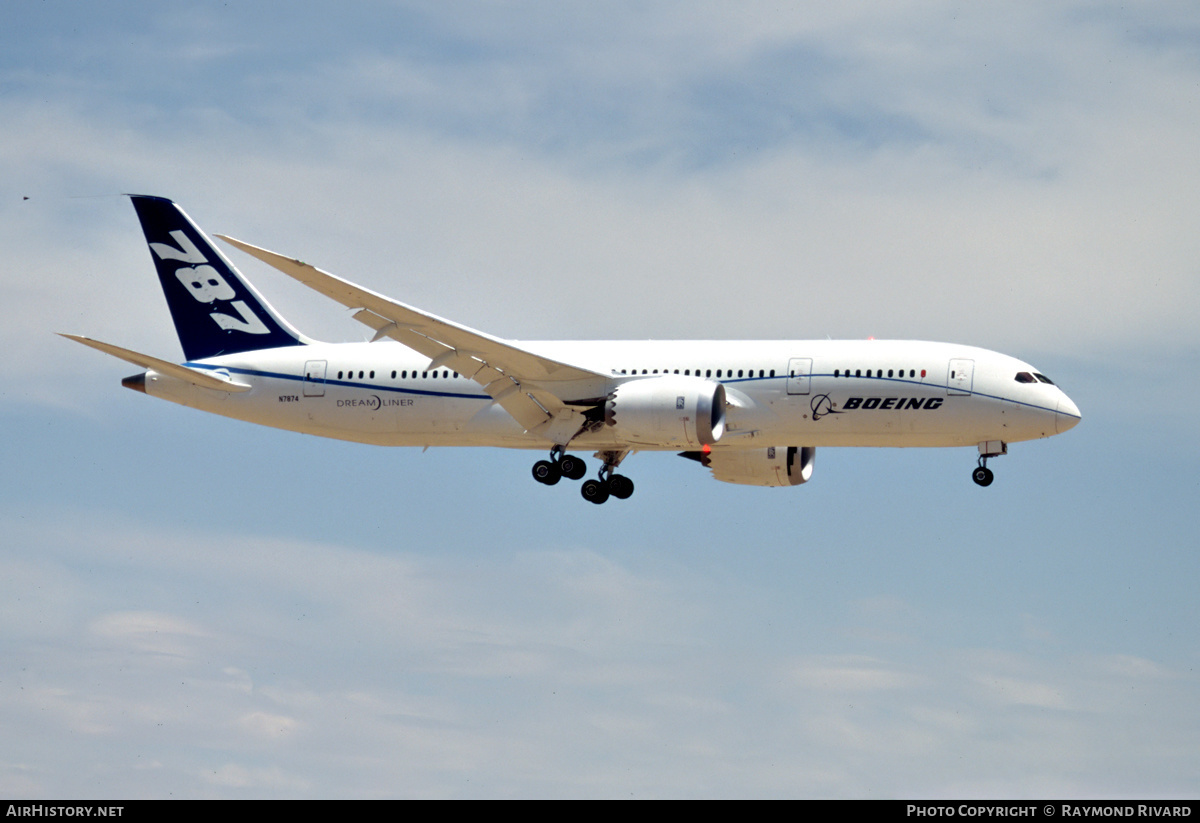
[217,235,606,439]
[215,235,600,382]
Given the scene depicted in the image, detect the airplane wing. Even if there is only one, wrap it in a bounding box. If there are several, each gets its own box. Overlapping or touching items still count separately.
[59,334,252,392]
[215,235,607,440]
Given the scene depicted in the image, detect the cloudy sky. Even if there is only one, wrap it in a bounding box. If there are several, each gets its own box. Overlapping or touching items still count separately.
[2,1,1198,798]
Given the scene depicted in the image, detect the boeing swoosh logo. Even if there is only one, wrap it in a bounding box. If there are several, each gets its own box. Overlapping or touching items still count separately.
[811,394,841,420]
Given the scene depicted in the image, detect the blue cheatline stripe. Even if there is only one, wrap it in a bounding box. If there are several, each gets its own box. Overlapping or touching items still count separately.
[185,362,492,400]
[183,364,1079,420]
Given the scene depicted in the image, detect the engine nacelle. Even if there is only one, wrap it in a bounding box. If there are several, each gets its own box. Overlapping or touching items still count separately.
[703,446,815,487]
[606,376,727,448]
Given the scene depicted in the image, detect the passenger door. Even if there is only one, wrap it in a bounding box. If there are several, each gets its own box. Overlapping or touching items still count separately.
[947,358,974,396]
[786,357,812,395]
[303,360,327,397]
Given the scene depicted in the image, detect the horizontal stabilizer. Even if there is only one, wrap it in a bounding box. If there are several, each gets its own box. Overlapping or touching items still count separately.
[59,334,252,392]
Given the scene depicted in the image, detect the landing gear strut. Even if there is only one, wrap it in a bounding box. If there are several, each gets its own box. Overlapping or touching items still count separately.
[972,441,1006,487]
[581,450,634,504]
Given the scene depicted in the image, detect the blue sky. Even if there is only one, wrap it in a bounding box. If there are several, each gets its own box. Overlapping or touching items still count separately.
[2,1,1199,798]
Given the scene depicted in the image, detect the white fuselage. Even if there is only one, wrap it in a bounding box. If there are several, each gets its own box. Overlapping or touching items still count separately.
[141,338,1081,452]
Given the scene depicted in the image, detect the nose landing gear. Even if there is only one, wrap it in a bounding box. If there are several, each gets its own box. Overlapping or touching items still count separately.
[972,460,994,487]
[972,441,1006,487]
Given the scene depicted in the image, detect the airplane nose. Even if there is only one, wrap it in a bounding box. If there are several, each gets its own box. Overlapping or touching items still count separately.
[1056,394,1081,434]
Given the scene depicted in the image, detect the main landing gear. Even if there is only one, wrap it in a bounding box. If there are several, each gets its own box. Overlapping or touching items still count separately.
[972,441,1007,487]
[531,448,635,504]
[581,451,635,505]
[531,446,587,486]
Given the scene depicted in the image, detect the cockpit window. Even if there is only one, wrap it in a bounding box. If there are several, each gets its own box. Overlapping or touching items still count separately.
[1034,373,1055,385]
[1015,372,1036,383]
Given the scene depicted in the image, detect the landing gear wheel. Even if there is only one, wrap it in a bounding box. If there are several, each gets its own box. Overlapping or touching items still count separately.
[608,474,634,500]
[559,454,587,481]
[581,478,610,504]
[972,466,994,487]
[533,460,561,486]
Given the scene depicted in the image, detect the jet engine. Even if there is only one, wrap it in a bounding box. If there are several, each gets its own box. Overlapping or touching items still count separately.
[605,376,727,448]
[682,446,816,487]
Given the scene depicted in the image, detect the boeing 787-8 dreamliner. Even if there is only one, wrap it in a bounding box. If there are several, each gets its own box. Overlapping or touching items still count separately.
[64,196,1081,503]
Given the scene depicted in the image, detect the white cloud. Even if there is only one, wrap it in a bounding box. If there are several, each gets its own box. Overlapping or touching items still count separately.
[201,763,310,793]
[90,611,210,659]
[237,711,301,740]
[973,674,1070,710]
[788,655,926,692]
[4,510,1197,796]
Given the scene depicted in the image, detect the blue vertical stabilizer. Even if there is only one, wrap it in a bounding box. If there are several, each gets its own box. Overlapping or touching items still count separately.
[129,195,306,361]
